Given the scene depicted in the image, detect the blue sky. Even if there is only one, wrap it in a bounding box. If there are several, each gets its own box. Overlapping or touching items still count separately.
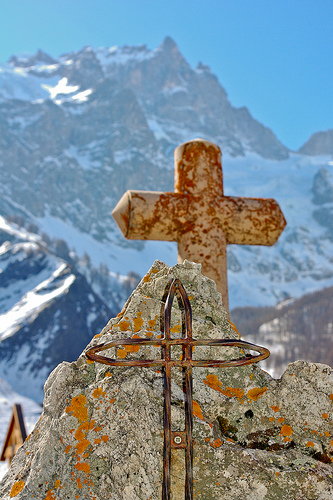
[0,0,332,150]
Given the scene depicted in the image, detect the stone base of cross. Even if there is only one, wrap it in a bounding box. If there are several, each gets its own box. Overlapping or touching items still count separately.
[86,278,270,500]
[112,139,286,315]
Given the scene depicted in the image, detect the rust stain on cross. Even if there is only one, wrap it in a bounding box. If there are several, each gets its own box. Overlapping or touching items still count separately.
[86,278,270,500]
[112,139,286,316]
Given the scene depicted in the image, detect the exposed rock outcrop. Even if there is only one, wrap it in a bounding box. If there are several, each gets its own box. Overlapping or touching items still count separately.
[0,260,332,499]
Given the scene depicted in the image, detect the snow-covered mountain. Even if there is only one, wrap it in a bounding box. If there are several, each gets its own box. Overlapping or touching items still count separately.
[0,38,332,312]
[0,38,332,402]
[0,216,116,401]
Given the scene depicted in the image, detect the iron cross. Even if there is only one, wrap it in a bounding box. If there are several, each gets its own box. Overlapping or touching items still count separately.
[112,139,286,315]
[86,278,270,499]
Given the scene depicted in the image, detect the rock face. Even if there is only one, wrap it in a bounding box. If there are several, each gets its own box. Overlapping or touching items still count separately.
[0,260,332,499]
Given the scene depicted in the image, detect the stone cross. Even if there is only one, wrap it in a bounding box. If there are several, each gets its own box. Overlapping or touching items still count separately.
[86,277,270,500]
[112,139,286,315]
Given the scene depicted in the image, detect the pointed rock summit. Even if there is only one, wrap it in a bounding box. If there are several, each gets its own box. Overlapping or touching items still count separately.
[1,261,333,499]
[159,36,178,51]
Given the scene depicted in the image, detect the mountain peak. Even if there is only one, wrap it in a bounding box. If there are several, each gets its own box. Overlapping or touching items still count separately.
[8,49,56,68]
[298,129,333,156]
[159,36,178,51]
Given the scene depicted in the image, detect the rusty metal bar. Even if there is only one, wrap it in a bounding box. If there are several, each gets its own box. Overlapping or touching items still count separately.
[163,279,172,500]
[86,278,270,500]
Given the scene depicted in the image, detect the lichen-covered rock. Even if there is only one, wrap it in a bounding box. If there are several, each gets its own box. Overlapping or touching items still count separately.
[0,260,332,499]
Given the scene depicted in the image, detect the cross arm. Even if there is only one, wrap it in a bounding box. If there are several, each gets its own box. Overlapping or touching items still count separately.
[220,196,286,245]
[112,190,189,241]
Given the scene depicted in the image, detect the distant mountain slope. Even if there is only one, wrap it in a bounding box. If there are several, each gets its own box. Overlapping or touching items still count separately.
[299,129,333,155]
[0,217,115,401]
[232,286,333,377]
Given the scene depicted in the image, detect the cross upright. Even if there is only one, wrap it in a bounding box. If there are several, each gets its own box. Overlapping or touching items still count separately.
[112,139,286,315]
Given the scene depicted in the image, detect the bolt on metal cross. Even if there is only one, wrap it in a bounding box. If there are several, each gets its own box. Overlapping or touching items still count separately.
[86,278,270,500]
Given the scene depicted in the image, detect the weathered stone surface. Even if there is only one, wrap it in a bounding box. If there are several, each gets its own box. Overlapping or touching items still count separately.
[0,260,332,499]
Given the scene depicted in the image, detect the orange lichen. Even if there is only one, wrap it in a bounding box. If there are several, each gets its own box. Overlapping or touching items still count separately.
[247,387,267,401]
[102,435,109,442]
[203,374,222,391]
[117,348,127,359]
[193,401,204,420]
[92,387,106,399]
[271,405,280,413]
[143,274,151,282]
[75,462,91,473]
[44,491,56,500]
[330,440,333,447]
[118,320,130,331]
[269,417,275,422]
[94,438,101,444]
[117,334,142,358]
[322,413,329,419]
[65,445,72,454]
[280,425,293,437]
[325,431,331,437]
[227,320,241,338]
[116,307,126,318]
[329,394,333,401]
[223,386,244,399]
[9,480,25,497]
[278,417,285,424]
[66,394,88,423]
[110,398,115,404]
[170,324,181,334]
[133,316,144,332]
[203,374,244,401]
[104,372,112,377]
[210,438,223,448]
[75,423,89,441]
[306,441,315,448]
[75,439,90,454]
